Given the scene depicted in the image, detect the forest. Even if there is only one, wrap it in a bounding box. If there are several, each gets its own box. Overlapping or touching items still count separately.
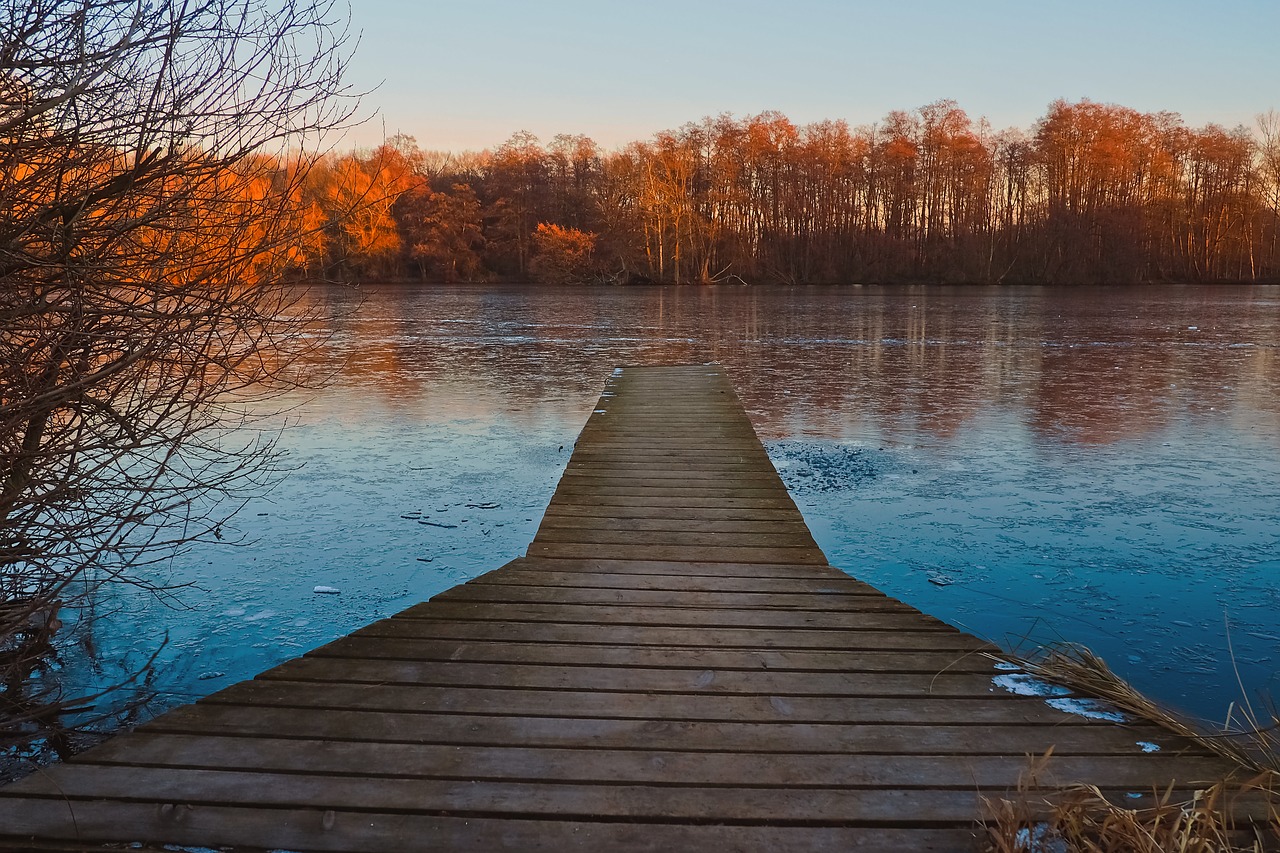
[294,99,1280,285]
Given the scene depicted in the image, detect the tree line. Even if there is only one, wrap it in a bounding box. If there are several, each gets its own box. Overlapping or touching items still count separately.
[296,100,1280,285]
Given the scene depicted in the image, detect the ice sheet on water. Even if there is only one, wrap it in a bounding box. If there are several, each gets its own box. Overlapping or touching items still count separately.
[766,441,877,493]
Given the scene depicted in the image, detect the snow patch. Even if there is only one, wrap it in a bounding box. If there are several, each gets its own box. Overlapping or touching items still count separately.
[1014,822,1067,853]
[1046,697,1131,722]
[992,673,1072,697]
[1136,741,1161,753]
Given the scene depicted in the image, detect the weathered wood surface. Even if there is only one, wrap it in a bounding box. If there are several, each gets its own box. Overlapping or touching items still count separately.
[0,365,1251,852]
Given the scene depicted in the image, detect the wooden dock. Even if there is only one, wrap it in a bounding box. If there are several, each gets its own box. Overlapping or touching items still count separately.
[0,365,1251,851]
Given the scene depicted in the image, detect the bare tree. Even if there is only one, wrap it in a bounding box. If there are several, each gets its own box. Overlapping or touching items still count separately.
[1258,110,1280,276]
[1,0,356,763]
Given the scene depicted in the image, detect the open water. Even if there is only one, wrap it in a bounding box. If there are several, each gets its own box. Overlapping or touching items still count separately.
[51,283,1280,735]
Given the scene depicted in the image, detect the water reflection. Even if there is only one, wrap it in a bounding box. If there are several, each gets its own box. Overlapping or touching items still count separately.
[304,283,1280,445]
[60,283,1280,732]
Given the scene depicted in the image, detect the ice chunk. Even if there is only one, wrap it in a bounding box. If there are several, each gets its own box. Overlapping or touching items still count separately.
[312,586,341,595]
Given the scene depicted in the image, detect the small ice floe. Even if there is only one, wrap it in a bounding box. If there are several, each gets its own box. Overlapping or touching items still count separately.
[1045,697,1131,722]
[593,409,608,414]
[1126,792,1144,799]
[927,572,955,587]
[220,606,246,618]
[1014,823,1067,853]
[162,844,224,853]
[244,609,276,621]
[612,367,623,375]
[992,673,1072,697]
[312,586,341,595]
[1188,326,1198,331]
[992,661,1022,672]
[196,671,225,681]
[465,502,500,510]
[1136,741,1161,753]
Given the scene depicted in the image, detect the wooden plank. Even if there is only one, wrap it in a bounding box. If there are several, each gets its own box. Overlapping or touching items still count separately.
[431,585,916,612]
[530,528,821,548]
[534,515,815,533]
[539,495,804,509]
[550,483,791,497]
[393,601,950,630]
[307,636,1006,673]
[77,734,1230,789]
[471,569,888,594]
[508,556,851,578]
[565,460,777,471]
[539,504,809,521]
[258,657,1030,698]
[198,680,1113,725]
[140,705,1191,756]
[527,543,828,564]
[352,619,991,651]
[0,765,1052,822]
[562,470,784,482]
[0,804,981,853]
[14,767,1252,822]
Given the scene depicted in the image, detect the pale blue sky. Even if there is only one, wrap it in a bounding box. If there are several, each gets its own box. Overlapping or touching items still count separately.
[342,0,1279,152]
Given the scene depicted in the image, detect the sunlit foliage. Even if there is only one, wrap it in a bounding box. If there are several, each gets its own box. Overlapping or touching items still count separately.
[305,101,1280,285]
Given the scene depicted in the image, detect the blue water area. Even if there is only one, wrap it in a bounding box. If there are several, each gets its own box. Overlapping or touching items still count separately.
[31,283,1280,747]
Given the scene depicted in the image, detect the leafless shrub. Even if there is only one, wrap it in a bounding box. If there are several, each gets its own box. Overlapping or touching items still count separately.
[1,0,357,766]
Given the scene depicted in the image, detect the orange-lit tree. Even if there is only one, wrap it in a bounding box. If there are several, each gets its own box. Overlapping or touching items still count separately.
[0,0,355,764]
[529,222,599,284]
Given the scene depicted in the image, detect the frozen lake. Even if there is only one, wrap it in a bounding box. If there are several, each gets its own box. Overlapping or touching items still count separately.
[54,283,1280,736]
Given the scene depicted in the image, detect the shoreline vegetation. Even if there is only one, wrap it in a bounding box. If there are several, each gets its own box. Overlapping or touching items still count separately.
[288,100,1280,287]
[983,643,1279,851]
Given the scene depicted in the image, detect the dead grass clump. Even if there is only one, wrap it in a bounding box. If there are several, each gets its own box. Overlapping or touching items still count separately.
[1002,643,1280,776]
[984,774,1280,853]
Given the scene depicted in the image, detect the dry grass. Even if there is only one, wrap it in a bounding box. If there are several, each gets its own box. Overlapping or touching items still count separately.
[1004,642,1280,776]
[980,643,1280,851]
[983,756,1279,852]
